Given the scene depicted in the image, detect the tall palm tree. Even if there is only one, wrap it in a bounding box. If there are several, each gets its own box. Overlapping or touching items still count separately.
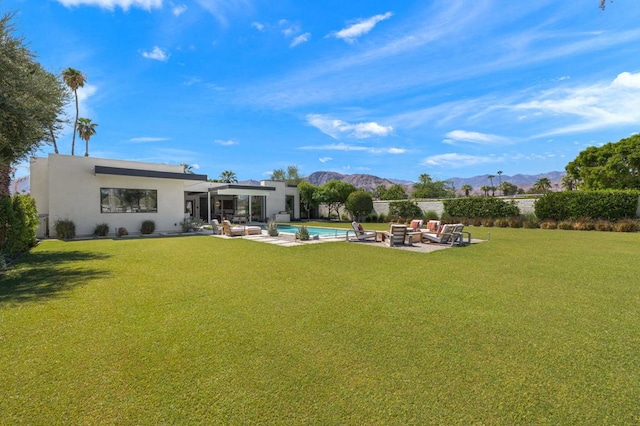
[487,174,495,196]
[497,170,503,186]
[62,67,86,156]
[461,184,473,197]
[219,170,238,183]
[76,118,97,157]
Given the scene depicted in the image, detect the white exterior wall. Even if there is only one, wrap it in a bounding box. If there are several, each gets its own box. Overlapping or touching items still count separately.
[32,154,187,237]
[262,180,300,220]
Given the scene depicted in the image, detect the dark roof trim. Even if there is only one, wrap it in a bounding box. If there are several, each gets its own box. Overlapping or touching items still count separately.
[209,184,276,191]
[95,165,207,181]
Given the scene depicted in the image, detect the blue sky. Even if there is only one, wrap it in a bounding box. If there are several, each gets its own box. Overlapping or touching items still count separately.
[9,0,640,182]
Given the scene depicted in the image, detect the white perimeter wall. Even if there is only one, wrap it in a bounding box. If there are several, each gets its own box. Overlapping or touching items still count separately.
[31,154,187,237]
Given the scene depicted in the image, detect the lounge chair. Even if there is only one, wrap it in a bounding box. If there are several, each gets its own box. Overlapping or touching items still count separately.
[408,219,424,232]
[211,219,221,235]
[422,223,469,245]
[425,220,441,233]
[346,221,377,242]
[383,224,408,247]
[222,220,245,237]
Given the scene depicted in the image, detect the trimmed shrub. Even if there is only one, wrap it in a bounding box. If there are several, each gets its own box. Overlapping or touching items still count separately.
[508,216,522,228]
[494,218,509,228]
[522,215,540,229]
[613,219,639,232]
[594,220,613,232]
[471,217,483,227]
[117,227,129,237]
[573,217,595,231]
[1,195,38,256]
[388,200,423,221]
[444,196,519,219]
[535,190,640,221]
[140,220,156,234]
[54,219,76,239]
[540,220,557,229]
[557,221,574,230]
[94,223,109,237]
[345,190,374,222]
[376,213,387,223]
[481,218,494,227]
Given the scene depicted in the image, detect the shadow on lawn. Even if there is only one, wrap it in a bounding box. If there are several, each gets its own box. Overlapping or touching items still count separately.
[0,250,112,306]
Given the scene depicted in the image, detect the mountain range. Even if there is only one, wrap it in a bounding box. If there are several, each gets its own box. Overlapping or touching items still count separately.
[11,171,565,196]
[305,171,565,195]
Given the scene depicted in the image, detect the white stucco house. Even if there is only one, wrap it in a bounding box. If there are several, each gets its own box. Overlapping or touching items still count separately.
[30,154,300,238]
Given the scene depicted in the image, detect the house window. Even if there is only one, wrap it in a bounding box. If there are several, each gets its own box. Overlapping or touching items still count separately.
[100,188,158,213]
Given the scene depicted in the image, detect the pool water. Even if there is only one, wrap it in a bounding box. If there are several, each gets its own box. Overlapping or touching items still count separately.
[264,224,348,238]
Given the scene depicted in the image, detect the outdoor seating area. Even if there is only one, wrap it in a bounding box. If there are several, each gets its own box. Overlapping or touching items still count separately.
[221,220,263,237]
[347,220,473,249]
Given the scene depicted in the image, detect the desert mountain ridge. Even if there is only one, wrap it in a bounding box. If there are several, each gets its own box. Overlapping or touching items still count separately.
[10,171,565,196]
[303,171,565,194]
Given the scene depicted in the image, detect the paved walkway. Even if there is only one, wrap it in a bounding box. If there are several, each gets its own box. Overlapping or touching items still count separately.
[212,232,484,252]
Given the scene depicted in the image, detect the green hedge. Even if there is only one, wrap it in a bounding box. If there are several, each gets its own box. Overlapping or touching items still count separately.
[388,200,423,220]
[444,197,519,218]
[0,194,39,257]
[534,191,640,221]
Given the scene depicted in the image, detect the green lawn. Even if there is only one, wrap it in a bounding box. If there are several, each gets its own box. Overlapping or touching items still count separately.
[1,227,639,424]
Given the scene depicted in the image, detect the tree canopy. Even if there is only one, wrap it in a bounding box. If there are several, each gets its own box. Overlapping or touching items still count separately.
[412,173,455,199]
[316,180,356,219]
[565,134,640,190]
[271,165,304,185]
[345,190,373,222]
[0,12,68,195]
[379,184,408,200]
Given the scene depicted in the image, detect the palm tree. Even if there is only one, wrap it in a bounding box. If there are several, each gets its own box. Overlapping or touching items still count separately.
[533,177,552,193]
[461,184,473,196]
[181,163,194,174]
[487,174,495,196]
[480,185,491,196]
[497,170,503,186]
[62,68,86,156]
[219,170,238,183]
[76,117,97,157]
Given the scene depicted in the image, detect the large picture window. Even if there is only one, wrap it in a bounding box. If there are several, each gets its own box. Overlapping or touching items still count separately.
[100,188,158,213]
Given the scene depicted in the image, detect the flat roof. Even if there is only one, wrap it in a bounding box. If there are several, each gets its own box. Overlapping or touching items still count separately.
[95,165,207,181]
[209,184,276,191]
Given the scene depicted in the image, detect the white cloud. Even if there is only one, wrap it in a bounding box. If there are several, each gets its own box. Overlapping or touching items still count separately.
[130,137,170,142]
[612,71,640,88]
[193,0,253,26]
[515,71,640,136]
[172,4,187,16]
[300,143,404,155]
[444,130,511,146]
[252,22,265,31]
[215,139,238,146]
[299,143,369,152]
[306,114,393,139]
[421,153,502,168]
[142,46,169,61]
[290,33,311,48]
[331,12,393,43]
[319,157,332,163]
[56,0,161,11]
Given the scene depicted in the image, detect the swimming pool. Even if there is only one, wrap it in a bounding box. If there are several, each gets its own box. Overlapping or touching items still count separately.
[265,224,348,239]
